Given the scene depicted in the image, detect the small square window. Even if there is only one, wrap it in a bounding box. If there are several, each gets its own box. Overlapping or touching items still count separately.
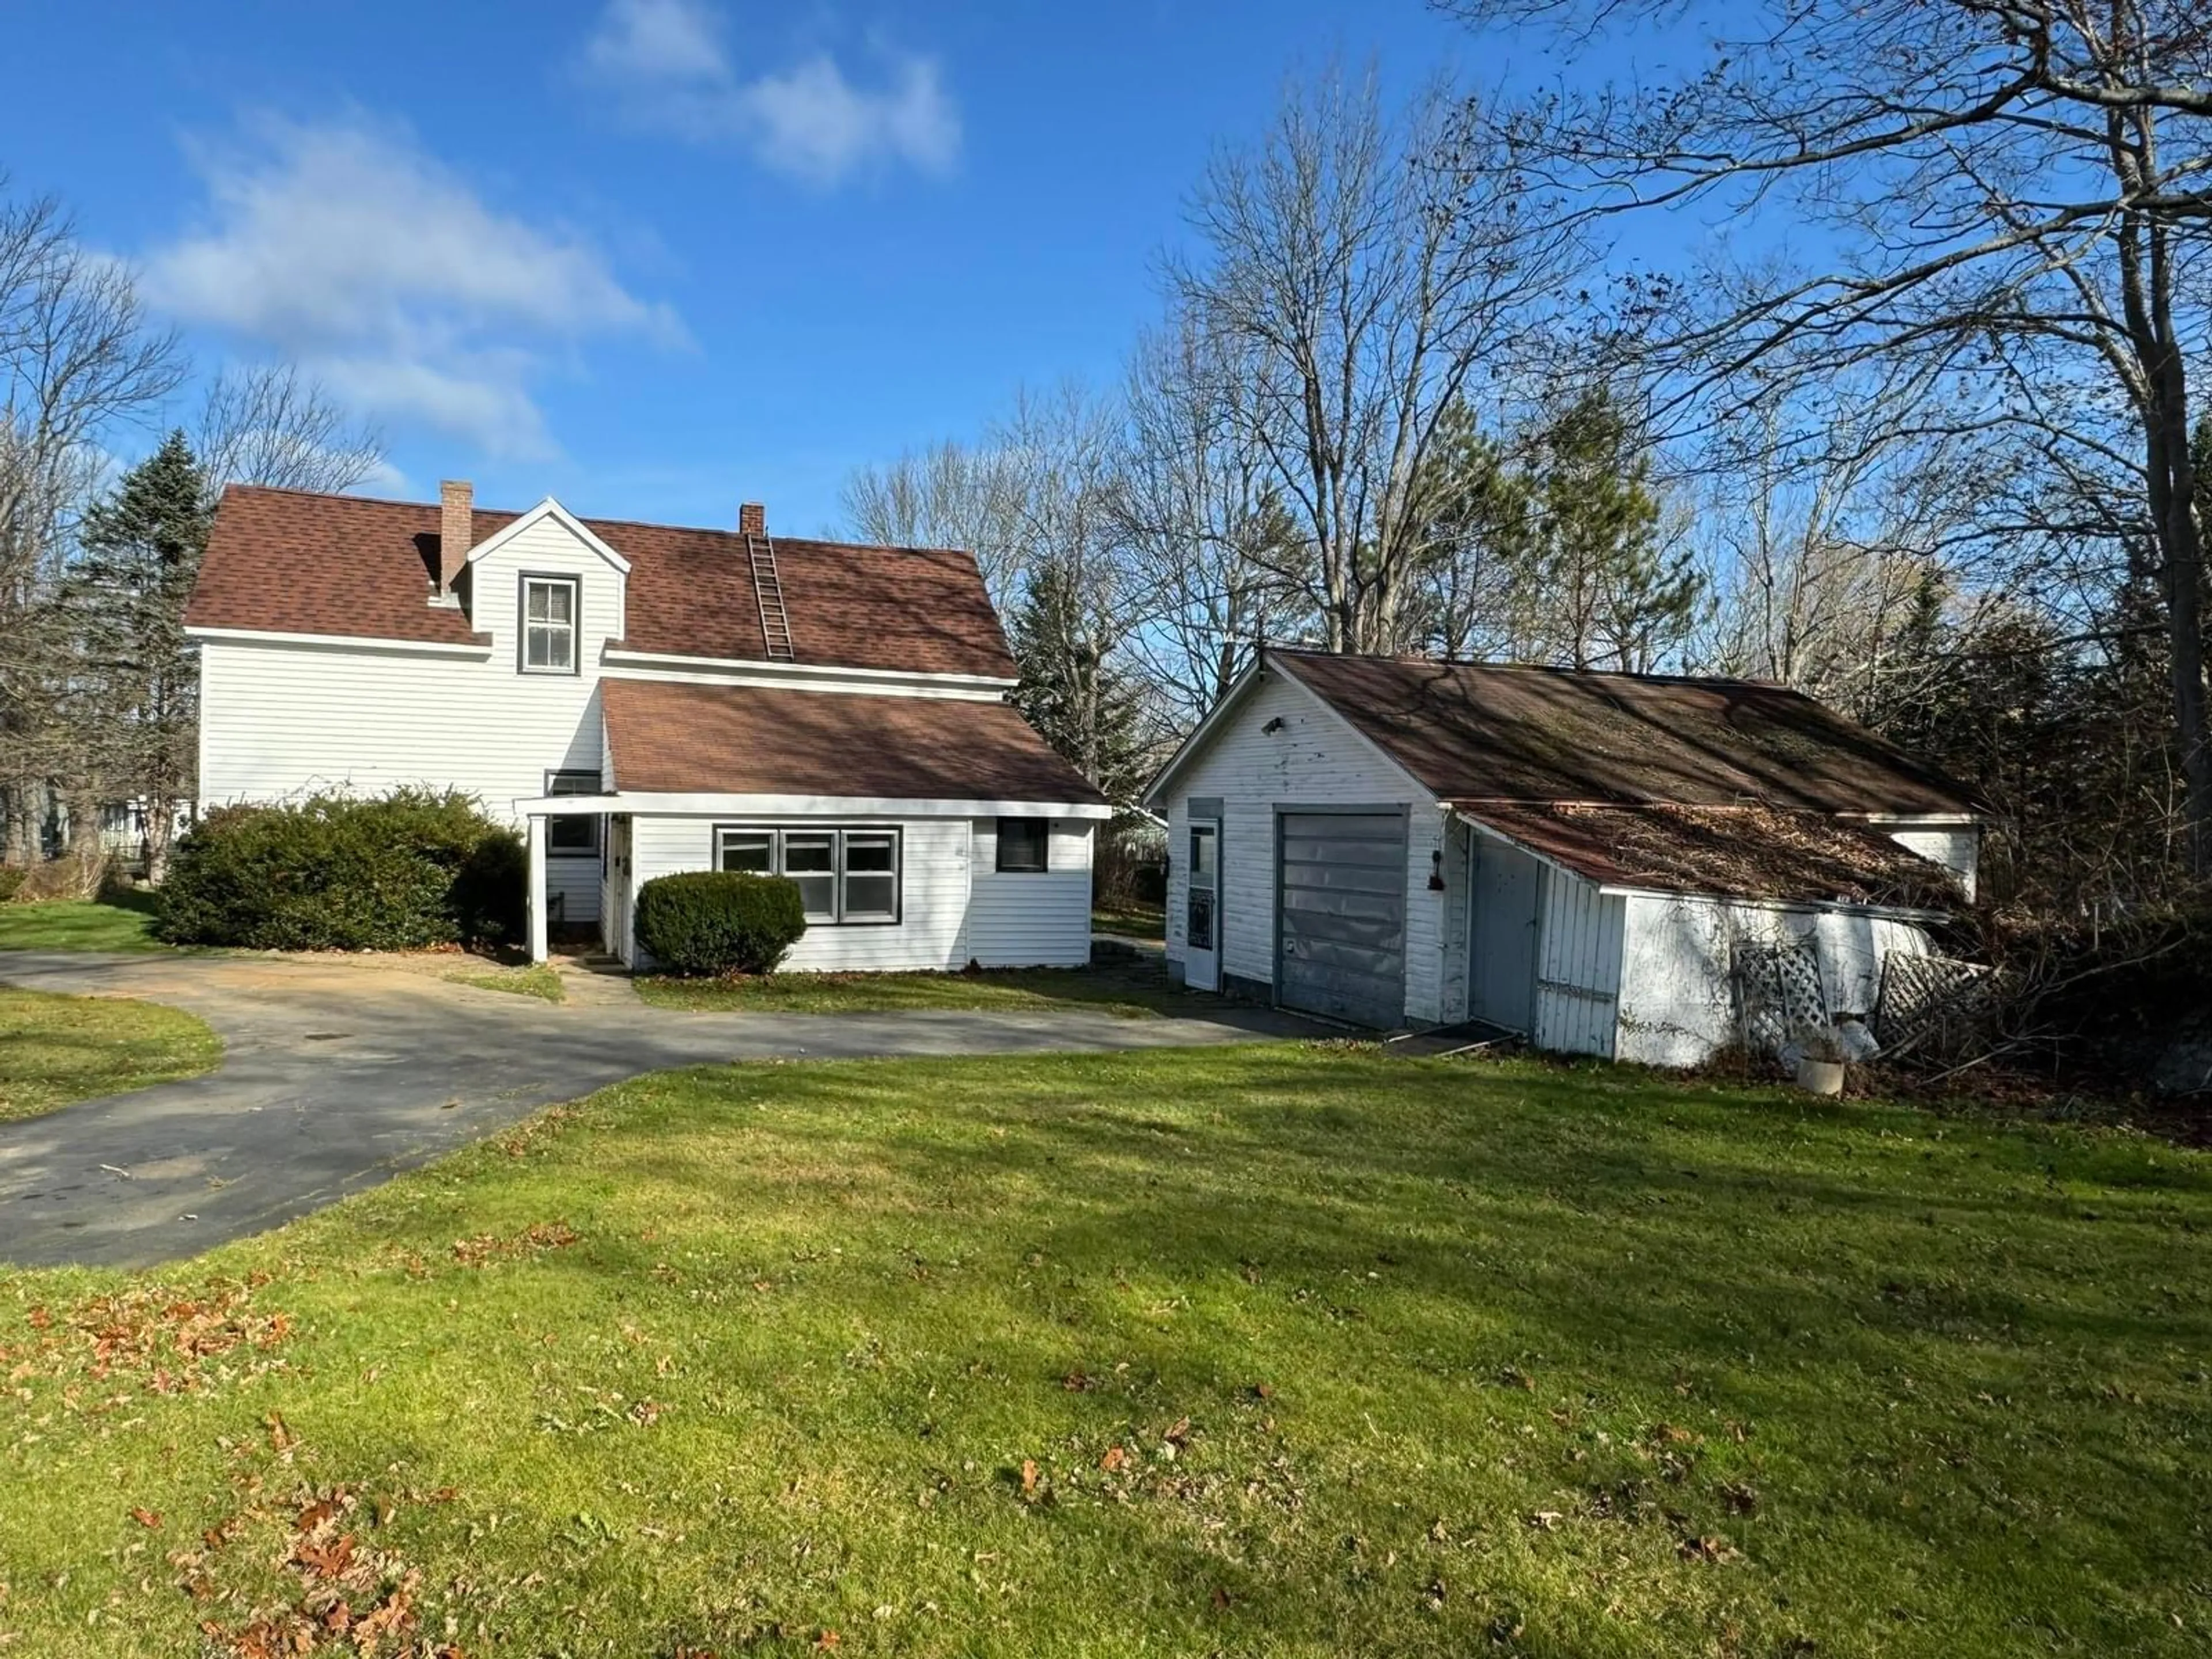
[997,817,1048,873]
[521,576,578,674]
[546,770,599,855]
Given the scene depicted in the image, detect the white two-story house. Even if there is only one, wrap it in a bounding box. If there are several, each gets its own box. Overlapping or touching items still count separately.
[183,482,1111,968]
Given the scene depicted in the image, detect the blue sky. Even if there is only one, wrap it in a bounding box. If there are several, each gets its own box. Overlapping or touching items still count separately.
[5,1,1686,534]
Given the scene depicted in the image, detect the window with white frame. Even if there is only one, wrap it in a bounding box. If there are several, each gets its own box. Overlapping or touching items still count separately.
[521,575,578,673]
[715,826,902,925]
[546,770,600,856]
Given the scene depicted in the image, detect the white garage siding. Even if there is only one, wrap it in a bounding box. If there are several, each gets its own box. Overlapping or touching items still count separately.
[1613,893,1935,1068]
[196,510,622,923]
[1531,868,1627,1058]
[1881,824,1981,902]
[1162,670,1448,1024]
[964,818,1095,967]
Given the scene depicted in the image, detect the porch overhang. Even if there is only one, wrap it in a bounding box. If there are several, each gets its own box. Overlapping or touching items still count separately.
[513,792,1115,820]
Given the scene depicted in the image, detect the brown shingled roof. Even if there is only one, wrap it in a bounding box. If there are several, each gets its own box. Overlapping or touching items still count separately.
[601,678,1110,804]
[1459,801,1963,908]
[185,485,1018,677]
[1274,649,1984,818]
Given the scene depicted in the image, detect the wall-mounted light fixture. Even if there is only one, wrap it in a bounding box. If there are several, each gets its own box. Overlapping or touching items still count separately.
[1428,847,1446,891]
[1262,716,1286,734]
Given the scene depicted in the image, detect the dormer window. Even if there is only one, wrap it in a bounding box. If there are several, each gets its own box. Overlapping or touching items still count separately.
[521,575,578,674]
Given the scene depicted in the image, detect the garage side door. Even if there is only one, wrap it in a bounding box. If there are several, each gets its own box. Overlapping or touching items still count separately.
[1277,810,1407,1028]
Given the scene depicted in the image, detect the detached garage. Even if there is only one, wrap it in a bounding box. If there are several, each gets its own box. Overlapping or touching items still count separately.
[1142,649,1990,1065]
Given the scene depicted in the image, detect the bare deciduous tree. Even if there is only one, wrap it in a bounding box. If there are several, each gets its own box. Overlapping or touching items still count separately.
[196,362,385,497]
[0,186,183,866]
[840,437,1031,609]
[1116,305,1307,723]
[1444,0,2212,868]
[1170,67,1586,653]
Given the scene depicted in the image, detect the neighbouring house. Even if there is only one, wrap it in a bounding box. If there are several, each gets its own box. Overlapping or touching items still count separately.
[182,484,1111,967]
[1142,648,1989,1064]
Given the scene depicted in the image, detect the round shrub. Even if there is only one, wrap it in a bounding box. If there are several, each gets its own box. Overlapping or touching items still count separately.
[157,789,527,952]
[0,866,24,904]
[634,870,807,976]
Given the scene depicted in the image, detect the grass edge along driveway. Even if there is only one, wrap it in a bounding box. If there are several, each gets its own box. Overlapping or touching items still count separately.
[0,984,223,1122]
[2,1043,2207,1657]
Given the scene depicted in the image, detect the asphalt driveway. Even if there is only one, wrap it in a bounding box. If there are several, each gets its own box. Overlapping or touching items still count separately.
[0,950,1311,1270]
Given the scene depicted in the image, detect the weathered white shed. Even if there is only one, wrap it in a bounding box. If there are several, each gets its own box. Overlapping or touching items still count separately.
[1142,649,1988,1065]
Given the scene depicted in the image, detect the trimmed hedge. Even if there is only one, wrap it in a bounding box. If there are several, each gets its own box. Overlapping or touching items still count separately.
[635,870,808,976]
[156,789,526,952]
[0,867,23,904]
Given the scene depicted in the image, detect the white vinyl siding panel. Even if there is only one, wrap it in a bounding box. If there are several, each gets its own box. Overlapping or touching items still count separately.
[1161,671,1444,1022]
[197,513,624,923]
[965,817,1094,967]
[1614,893,1935,1068]
[626,815,974,972]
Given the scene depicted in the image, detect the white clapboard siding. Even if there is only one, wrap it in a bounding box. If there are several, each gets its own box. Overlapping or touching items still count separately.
[196,511,626,923]
[625,815,975,972]
[964,817,1095,967]
[1614,893,1934,1067]
[1161,669,1445,1022]
[1531,868,1626,1058]
[1884,825,1981,901]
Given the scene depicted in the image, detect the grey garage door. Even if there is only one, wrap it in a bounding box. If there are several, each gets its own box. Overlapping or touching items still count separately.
[1277,810,1408,1028]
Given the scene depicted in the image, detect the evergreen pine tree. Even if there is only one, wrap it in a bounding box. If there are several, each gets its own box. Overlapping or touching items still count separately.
[59,430,212,882]
[1009,558,1151,805]
[1528,388,1704,672]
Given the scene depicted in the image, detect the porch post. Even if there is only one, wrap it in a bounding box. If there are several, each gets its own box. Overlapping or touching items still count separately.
[527,812,548,963]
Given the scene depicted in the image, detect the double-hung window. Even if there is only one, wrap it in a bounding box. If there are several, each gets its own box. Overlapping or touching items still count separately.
[521,575,578,673]
[546,770,600,857]
[996,816,1049,872]
[715,826,902,925]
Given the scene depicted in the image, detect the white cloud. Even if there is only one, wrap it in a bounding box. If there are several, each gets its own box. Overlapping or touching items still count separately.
[578,0,960,186]
[581,0,729,84]
[141,114,681,458]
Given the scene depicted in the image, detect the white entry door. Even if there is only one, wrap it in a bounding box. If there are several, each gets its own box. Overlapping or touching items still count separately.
[1185,818,1221,991]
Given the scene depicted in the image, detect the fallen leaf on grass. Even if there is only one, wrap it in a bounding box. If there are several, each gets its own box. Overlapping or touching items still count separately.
[1099,1446,1127,1473]
[1678,1534,1743,1563]
[1020,1459,1040,1498]
[130,1507,162,1529]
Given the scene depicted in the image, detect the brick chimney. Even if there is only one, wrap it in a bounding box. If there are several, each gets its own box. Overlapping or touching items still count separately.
[439,480,474,595]
[738,501,766,537]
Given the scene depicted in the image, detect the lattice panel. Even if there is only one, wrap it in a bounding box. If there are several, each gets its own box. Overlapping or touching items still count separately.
[1733,938,1831,1058]
[1874,952,1998,1060]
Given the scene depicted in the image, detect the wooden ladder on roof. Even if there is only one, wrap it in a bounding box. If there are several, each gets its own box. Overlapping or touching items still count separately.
[747,531,796,661]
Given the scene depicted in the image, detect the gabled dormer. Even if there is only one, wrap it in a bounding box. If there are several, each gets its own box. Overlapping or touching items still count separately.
[431,482,630,679]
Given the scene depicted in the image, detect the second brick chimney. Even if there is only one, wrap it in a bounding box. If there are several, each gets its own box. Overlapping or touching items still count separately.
[439,480,474,596]
[738,501,766,537]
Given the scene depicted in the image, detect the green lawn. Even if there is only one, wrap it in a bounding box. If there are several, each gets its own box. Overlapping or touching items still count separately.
[1092,900,1166,941]
[444,962,566,1002]
[635,964,1181,1017]
[0,985,222,1122]
[2,1047,2208,1657]
[0,896,168,953]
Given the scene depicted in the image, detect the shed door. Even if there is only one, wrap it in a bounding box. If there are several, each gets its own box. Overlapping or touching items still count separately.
[1277,810,1407,1028]
[1469,835,1541,1032]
